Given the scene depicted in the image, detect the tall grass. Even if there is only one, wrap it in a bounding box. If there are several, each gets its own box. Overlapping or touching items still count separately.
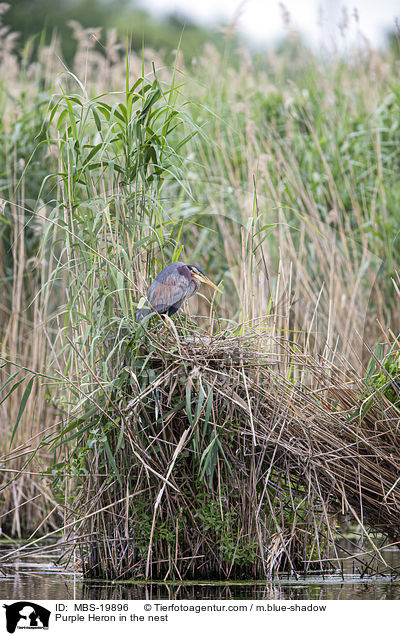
[0,8,61,535]
[183,43,399,362]
[0,6,399,577]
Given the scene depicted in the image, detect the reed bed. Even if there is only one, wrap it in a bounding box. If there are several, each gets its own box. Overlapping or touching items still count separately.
[0,4,399,578]
[58,326,400,580]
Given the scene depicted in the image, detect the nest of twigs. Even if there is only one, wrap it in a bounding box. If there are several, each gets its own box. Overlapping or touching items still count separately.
[67,327,400,580]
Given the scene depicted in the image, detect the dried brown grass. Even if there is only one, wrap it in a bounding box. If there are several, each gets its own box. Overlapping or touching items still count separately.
[54,323,400,580]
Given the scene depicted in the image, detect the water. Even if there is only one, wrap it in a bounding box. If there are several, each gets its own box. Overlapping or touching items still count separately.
[1,540,399,600]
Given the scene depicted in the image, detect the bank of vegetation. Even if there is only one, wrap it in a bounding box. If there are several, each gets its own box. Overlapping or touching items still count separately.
[0,5,399,578]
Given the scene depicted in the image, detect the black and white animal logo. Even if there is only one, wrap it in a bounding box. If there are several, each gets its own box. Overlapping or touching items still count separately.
[3,602,50,633]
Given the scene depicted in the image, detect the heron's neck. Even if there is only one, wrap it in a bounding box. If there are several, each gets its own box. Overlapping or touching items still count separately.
[191,278,200,295]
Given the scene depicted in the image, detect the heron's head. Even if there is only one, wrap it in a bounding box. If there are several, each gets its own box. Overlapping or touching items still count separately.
[187,265,222,293]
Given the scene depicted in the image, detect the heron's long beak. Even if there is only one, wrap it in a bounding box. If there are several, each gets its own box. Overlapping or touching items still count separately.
[195,272,222,293]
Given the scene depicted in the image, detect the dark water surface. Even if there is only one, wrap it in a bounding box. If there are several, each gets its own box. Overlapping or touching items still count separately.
[1,541,399,601]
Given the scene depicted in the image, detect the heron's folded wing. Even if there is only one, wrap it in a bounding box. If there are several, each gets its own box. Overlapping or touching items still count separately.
[147,271,192,314]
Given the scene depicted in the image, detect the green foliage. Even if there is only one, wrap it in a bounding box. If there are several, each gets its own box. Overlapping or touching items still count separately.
[366,343,400,407]
[0,89,50,281]
[195,492,258,567]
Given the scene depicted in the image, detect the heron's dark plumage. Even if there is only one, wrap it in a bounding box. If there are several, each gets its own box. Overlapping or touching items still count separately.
[136,262,204,321]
